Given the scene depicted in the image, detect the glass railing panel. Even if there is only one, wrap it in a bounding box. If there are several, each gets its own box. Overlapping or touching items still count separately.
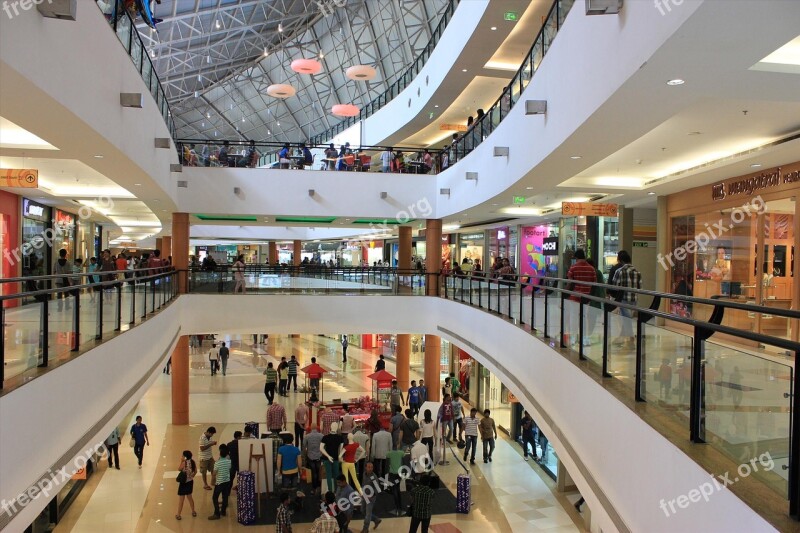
[559,0,575,27]
[115,14,132,53]
[642,323,692,416]
[130,33,143,73]
[533,293,546,332]
[546,294,561,339]
[134,280,147,324]
[703,340,791,499]
[532,39,544,72]
[606,308,636,382]
[581,301,604,366]
[142,59,152,93]
[3,296,43,384]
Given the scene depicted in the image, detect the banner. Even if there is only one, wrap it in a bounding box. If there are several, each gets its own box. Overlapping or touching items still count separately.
[439,124,468,132]
[561,202,618,217]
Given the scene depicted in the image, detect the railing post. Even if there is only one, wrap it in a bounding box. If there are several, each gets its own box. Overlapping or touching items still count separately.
[130,278,136,325]
[602,304,610,377]
[40,299,48,367]
[689,327,706,442]
[519,282,524,324]
[559,294,565,349]
[116,282,122,331]
[72,288,80,352]
[97,286,104,340]
[0,305,5,387]
[635,314,645,401]
[142,280,147,320]
[578,297,586,360]
[543,285,549,339]
[507,284,512,318]
[790,351,800,518]
[531,285,536,332]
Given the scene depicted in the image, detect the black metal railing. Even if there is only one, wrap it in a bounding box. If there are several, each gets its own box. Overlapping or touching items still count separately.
[441,271,800,518]
[96,1,176,138]
[0,268,178,391]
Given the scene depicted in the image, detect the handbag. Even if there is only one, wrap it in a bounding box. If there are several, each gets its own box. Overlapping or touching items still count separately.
[129,437,135,448]
[176,470,187,483]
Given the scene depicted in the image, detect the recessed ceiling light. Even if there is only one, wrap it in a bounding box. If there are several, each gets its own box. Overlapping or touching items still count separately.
[751,163,762,168]
[434,105,439,108]
[93,155,104,159]
[134,183,142,186]
[666,79,685,86]
[462,69,468,72]
[525,186,533,190]
[491,203,499,206]
[569,155,581,160]
[647,192,656,196]
[490,26,497,31]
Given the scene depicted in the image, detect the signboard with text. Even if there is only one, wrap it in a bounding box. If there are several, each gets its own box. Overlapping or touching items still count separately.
[561,202,618,217]
[1,169,38,188]
[439,124,468,132]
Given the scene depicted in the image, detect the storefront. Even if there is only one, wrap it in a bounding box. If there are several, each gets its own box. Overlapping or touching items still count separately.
[365,240,383,265]
[457,232,484,269]
[519,224,559,283]
[487,227,510,268]
[665,162,800,341]
[53,209,77,261]
[237,244,259,263]
[340,241,363,266]
[0,191,20,302]
[21,198,51,292]
[558,205,619,278]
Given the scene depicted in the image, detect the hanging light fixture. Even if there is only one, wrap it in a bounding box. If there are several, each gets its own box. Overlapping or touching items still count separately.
[267,84,296,98]
[346,65,377,81]
[331,104,360,117]
[291,58,323,75]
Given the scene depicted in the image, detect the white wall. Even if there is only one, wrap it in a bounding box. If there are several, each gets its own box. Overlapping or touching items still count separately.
[0,295,775,532]
[177,167,437,220]
[0,304,180,531]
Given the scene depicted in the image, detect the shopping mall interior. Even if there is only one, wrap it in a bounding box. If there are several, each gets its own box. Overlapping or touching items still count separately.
[1,0,800,532]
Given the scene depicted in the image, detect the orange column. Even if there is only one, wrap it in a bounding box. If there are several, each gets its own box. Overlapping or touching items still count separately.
[269,241,278,264]
[172,335,189,425]
[172,213,189,293]
[293,240,301,266]
[424,335,441,401]
[399,226,412,270]
[155,237,163,252]
[162,236,172,260]
[396,226,412,390]
[425,219,442,296]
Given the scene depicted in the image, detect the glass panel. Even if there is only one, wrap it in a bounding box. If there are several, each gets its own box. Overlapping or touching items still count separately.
[532,40,544,71]
[607,306,636,382]
[642,323,692,415]
[510,73,522,104]
[581,301,604,365]
[703,341,791,499]
[142,59,152,93]
[130,34,143,73]
[3,295,43,384]
[560,0,575,27]
[115,14,132,53]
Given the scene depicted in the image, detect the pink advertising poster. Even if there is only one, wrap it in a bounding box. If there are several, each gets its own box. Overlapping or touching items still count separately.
[520,226,549,279]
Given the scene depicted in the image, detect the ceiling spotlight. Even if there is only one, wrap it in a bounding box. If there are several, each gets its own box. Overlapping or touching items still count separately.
[647,192,656,196]
[666,79,685,86]
[434,105,439,108]
[462,69,468,72]
[278,23,283,32]
[134,183,142,186]
[751,163,762,168]
[570,155,581,160]
[264,48,268,57]
[206,55,211,64]
[206,112,210,118]
[215,19,220,29]
[526,186,533,190]
[319,52,324,58]
[490,26,497,30]
[93,155,104,159]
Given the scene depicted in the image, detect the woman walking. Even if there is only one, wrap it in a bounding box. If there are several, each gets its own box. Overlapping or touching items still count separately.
[176,450,197,520]
[278,361,289,397]
[233,254,247,294]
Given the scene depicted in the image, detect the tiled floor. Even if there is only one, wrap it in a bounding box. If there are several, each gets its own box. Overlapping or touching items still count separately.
[54,334,584,533]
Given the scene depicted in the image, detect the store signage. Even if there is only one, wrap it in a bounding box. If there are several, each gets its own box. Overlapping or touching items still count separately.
[441,235,450,244]
[23,199,45,218]
[439,123,468,132]
[542,237,559,256]
[1,169,38,188]
[562,202,618,217]
[497,230,507,240]
[711,166,800,201]
[462,233,483,240]
[55,210,75,226]
[633,241,651,248]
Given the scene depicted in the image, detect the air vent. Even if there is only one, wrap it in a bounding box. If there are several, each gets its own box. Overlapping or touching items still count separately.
[588,194,607,202]
[177,180,188,188]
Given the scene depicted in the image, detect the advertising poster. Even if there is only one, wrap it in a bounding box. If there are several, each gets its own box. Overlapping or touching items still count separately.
[520,226,549,280]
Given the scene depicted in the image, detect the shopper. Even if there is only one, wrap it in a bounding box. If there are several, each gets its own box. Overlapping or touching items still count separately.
[341,335,348,364]
[233,254,246,294]
[320,405,339,435]
[442,377,452,400]
[276,492,293,532]
[408,380,421,417]
[130,416,149,468]
[452,393,465,443]
[53,248,72,311]
[199,427,218,490]
[295,400,309,446]
[267,402,287,435]
[567,249,597,346]
[612,250,642,350]
[374,354,386,372]
[390,406,405,450]
[479,409,497,463]
[264,362,278,404]
[334,475,356,529]
[303,425,324,495]
[277,435,303,488]
[419,409,436,460]
[218,341,229,376]
[278,360,289,397]
[175,450,197,520]
[390,380,404,414]
[521,411,538,461]
[360,462,383,532]
[437,394,454,444]
[409,474,436,532]
[400,409,420,449]
[417,379,428,404]
[208,343,220,376]
[105,427,121,470]
[463,408,479,465]
[208,444,232,520]
[380,146,394,173]
[287,354,299,392]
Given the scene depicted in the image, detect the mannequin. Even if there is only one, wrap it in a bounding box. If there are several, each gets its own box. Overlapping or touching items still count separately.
[319,422,343,493]
[339,433,365,492]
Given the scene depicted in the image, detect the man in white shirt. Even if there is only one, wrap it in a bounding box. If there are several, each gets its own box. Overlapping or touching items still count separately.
[208,343,220,376]
[370,428,393,477]
[411,439,432,474]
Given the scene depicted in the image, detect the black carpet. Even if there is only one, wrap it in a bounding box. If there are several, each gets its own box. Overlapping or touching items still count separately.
[252,482,457,525]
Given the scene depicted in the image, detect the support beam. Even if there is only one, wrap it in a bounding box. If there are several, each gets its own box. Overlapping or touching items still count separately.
[424,335,441,402]
[171,336,189,425]
[172,213,189,294]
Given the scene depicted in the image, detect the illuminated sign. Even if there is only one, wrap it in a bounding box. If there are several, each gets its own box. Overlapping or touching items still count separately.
[562,202,618,217]
[504,11,518,21]
[23,199,46,218]
[513,196,526,204]
[542,237,559,256]
[439,123,468,132]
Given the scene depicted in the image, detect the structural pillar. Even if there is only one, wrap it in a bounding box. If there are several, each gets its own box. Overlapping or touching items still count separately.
[268,241,278,265]
[394,226,412,390]
[425,219,442,296]
[172,213,189,293]
[172,335,189,425]
[399,226,412,270]
[162,236,172,261]
[155,237,163,253]
[424,335,441,401]
[293,240,301,266]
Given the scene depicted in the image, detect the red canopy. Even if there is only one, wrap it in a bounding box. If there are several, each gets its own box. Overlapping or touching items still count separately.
[301,363,327,375]
[367,370,396,382]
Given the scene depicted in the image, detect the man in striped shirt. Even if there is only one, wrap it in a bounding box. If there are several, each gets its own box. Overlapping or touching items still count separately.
[462,408,480,465]
[287,355,299,392]
[208,444,232,520]
[264,362,278,405]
